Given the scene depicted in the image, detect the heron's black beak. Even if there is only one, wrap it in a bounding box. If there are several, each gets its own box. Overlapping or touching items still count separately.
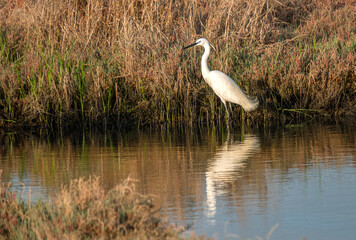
[183,42,199,50]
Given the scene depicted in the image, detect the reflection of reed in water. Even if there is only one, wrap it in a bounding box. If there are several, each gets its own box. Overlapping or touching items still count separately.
[205,134,260,218]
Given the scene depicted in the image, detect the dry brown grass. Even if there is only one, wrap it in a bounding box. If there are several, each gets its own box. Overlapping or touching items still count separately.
[0,0,355,129]
[0,172,207,239]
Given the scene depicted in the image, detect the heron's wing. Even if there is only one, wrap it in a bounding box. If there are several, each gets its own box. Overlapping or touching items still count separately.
[207,71,259,112]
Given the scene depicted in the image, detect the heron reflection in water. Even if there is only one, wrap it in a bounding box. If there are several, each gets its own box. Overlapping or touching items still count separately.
[205,134,260,218]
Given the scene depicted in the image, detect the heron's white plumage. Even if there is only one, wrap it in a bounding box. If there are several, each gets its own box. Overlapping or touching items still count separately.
[184,38,259,114]
[206,70,259,112]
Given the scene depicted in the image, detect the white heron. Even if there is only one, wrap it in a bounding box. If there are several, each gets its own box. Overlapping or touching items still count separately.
[184,38,259,119]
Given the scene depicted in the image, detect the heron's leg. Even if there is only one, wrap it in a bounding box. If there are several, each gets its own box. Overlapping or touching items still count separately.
[222,101,232,130]
[222,101,229,119]
[228,102,233,119]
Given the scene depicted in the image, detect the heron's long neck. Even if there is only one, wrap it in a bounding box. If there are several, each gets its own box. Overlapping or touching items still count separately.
[201,45,211,78]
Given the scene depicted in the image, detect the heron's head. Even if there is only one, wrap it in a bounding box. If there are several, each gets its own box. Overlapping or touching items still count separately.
[184,38,210,50]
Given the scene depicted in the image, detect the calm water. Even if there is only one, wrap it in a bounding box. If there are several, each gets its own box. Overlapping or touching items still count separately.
[1,122,356,240]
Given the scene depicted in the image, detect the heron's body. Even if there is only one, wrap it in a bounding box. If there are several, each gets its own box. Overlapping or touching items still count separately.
[184,38,259,116]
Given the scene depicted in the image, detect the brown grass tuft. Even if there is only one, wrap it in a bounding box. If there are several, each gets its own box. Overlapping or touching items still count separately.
[0,171,207,239]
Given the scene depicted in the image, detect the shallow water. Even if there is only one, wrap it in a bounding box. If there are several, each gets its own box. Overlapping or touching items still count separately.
[1,122,356,240]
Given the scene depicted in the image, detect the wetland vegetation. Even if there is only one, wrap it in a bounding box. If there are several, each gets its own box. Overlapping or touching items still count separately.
[0,0,355,130]
[0,174,207,239]
[1,1,355,238]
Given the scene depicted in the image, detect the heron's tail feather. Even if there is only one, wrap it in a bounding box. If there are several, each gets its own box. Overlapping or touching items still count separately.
[241,95,259,112]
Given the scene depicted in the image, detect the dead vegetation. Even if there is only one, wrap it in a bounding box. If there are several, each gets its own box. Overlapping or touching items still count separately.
[0,0,355,129]
[0,173,206,239]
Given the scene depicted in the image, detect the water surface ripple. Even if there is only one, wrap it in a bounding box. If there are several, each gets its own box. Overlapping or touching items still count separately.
[1,122,356,240]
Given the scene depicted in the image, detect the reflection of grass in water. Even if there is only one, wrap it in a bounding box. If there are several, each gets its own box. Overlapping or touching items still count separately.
[0,173,205,239]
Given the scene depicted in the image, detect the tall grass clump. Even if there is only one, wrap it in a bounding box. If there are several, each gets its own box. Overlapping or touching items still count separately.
[0,173,205,239]
[0,0,355,129]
